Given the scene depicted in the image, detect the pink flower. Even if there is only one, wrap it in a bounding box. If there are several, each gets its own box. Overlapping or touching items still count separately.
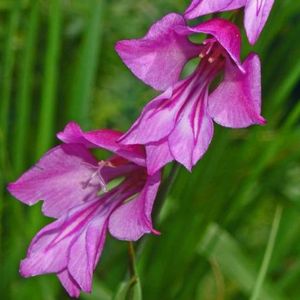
[116,15,265,174]
[184,0,275,45]
[8,122,161,298]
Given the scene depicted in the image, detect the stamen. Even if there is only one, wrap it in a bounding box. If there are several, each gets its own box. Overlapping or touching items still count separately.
[208,46,224,63]
[202,38,215,45]
[82,160,115,192]
[82,170,99,189]
[199,41,215,58]
[199,38,225,64]
[205,43,214,55]
[199,39,216,59]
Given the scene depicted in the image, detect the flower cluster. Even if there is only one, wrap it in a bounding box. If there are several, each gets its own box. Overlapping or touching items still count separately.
[8,0,274,297]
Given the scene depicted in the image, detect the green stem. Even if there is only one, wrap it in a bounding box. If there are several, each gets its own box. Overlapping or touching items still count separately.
[128,241,138,280]
[250,205,283,300]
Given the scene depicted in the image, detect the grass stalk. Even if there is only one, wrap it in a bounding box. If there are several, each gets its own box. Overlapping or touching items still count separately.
[35,0,62,158]
[0,0,21,259]
[67,0,105,125]
[0,0,20,181]
[250,205,283,300]
[13,0,40,173]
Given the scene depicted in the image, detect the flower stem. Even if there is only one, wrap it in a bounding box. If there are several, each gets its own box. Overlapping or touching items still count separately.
[128,241,138,280]
[250,204,283,300]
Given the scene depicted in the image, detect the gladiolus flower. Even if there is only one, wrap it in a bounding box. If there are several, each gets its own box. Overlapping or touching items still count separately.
[184,0,275,45]
[116,15,265,174]
[8,122,161,298]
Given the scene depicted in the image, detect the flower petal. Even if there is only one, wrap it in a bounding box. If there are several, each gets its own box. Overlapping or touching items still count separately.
[181,18,243,70]
[57,270,81,298]
[84,130,146,167]
[108,172,161,241]
[208,53,266,128]
[58,122,146,167]
[191,94,215,166]
[8,144,99,218]
[146,140,174,175]
[65,185,141,291]
[244,0,274,45]
[20,196,118,285]
[119,88,177,145]
[185,0,246,19]
[168,90,214,170]
[56,122,94,147]
[68,215,108,292]
[120,74,198,145]
[20,216,73,277]
[115,13,200,91]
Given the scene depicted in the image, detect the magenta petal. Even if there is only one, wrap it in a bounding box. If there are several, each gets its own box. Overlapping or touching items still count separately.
[68,216,108,292]
[20,217,72,277]
[20,198,114,283]
[208,53,265,128]
[56,122,95,148]
[191,96,215,166]
[244,0,274,45]
[8,144,99,218]
[168,103,195,170]
[183,18,243,70]
[120,75,199,145]
[84,130,146,167]
[58,122,146,167]
[168,92,214,170]
[58,270,81,298]
[108,172,161,241]
[57,122,122,149]
[120,87,179,144]
[185,0,246,19]
[146,140,174,175]
[115,13,200,91]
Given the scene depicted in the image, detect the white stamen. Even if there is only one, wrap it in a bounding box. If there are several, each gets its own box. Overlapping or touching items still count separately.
[83,160,114,193]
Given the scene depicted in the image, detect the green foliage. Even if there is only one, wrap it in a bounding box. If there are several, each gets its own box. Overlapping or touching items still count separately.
[0,0,300,299]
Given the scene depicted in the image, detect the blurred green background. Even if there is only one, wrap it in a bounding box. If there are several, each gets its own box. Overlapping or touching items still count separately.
[1,0,300,299]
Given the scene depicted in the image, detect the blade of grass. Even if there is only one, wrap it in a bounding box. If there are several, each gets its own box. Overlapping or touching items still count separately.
[0,0,20,180]
[267,59,300,120]
[199,223,286,300]
[250,205,283,300]
[0,0,21,260]
[35,0,62,158]
[226,99,300,223]
[67,0,105,125]
[13,0,40,173]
